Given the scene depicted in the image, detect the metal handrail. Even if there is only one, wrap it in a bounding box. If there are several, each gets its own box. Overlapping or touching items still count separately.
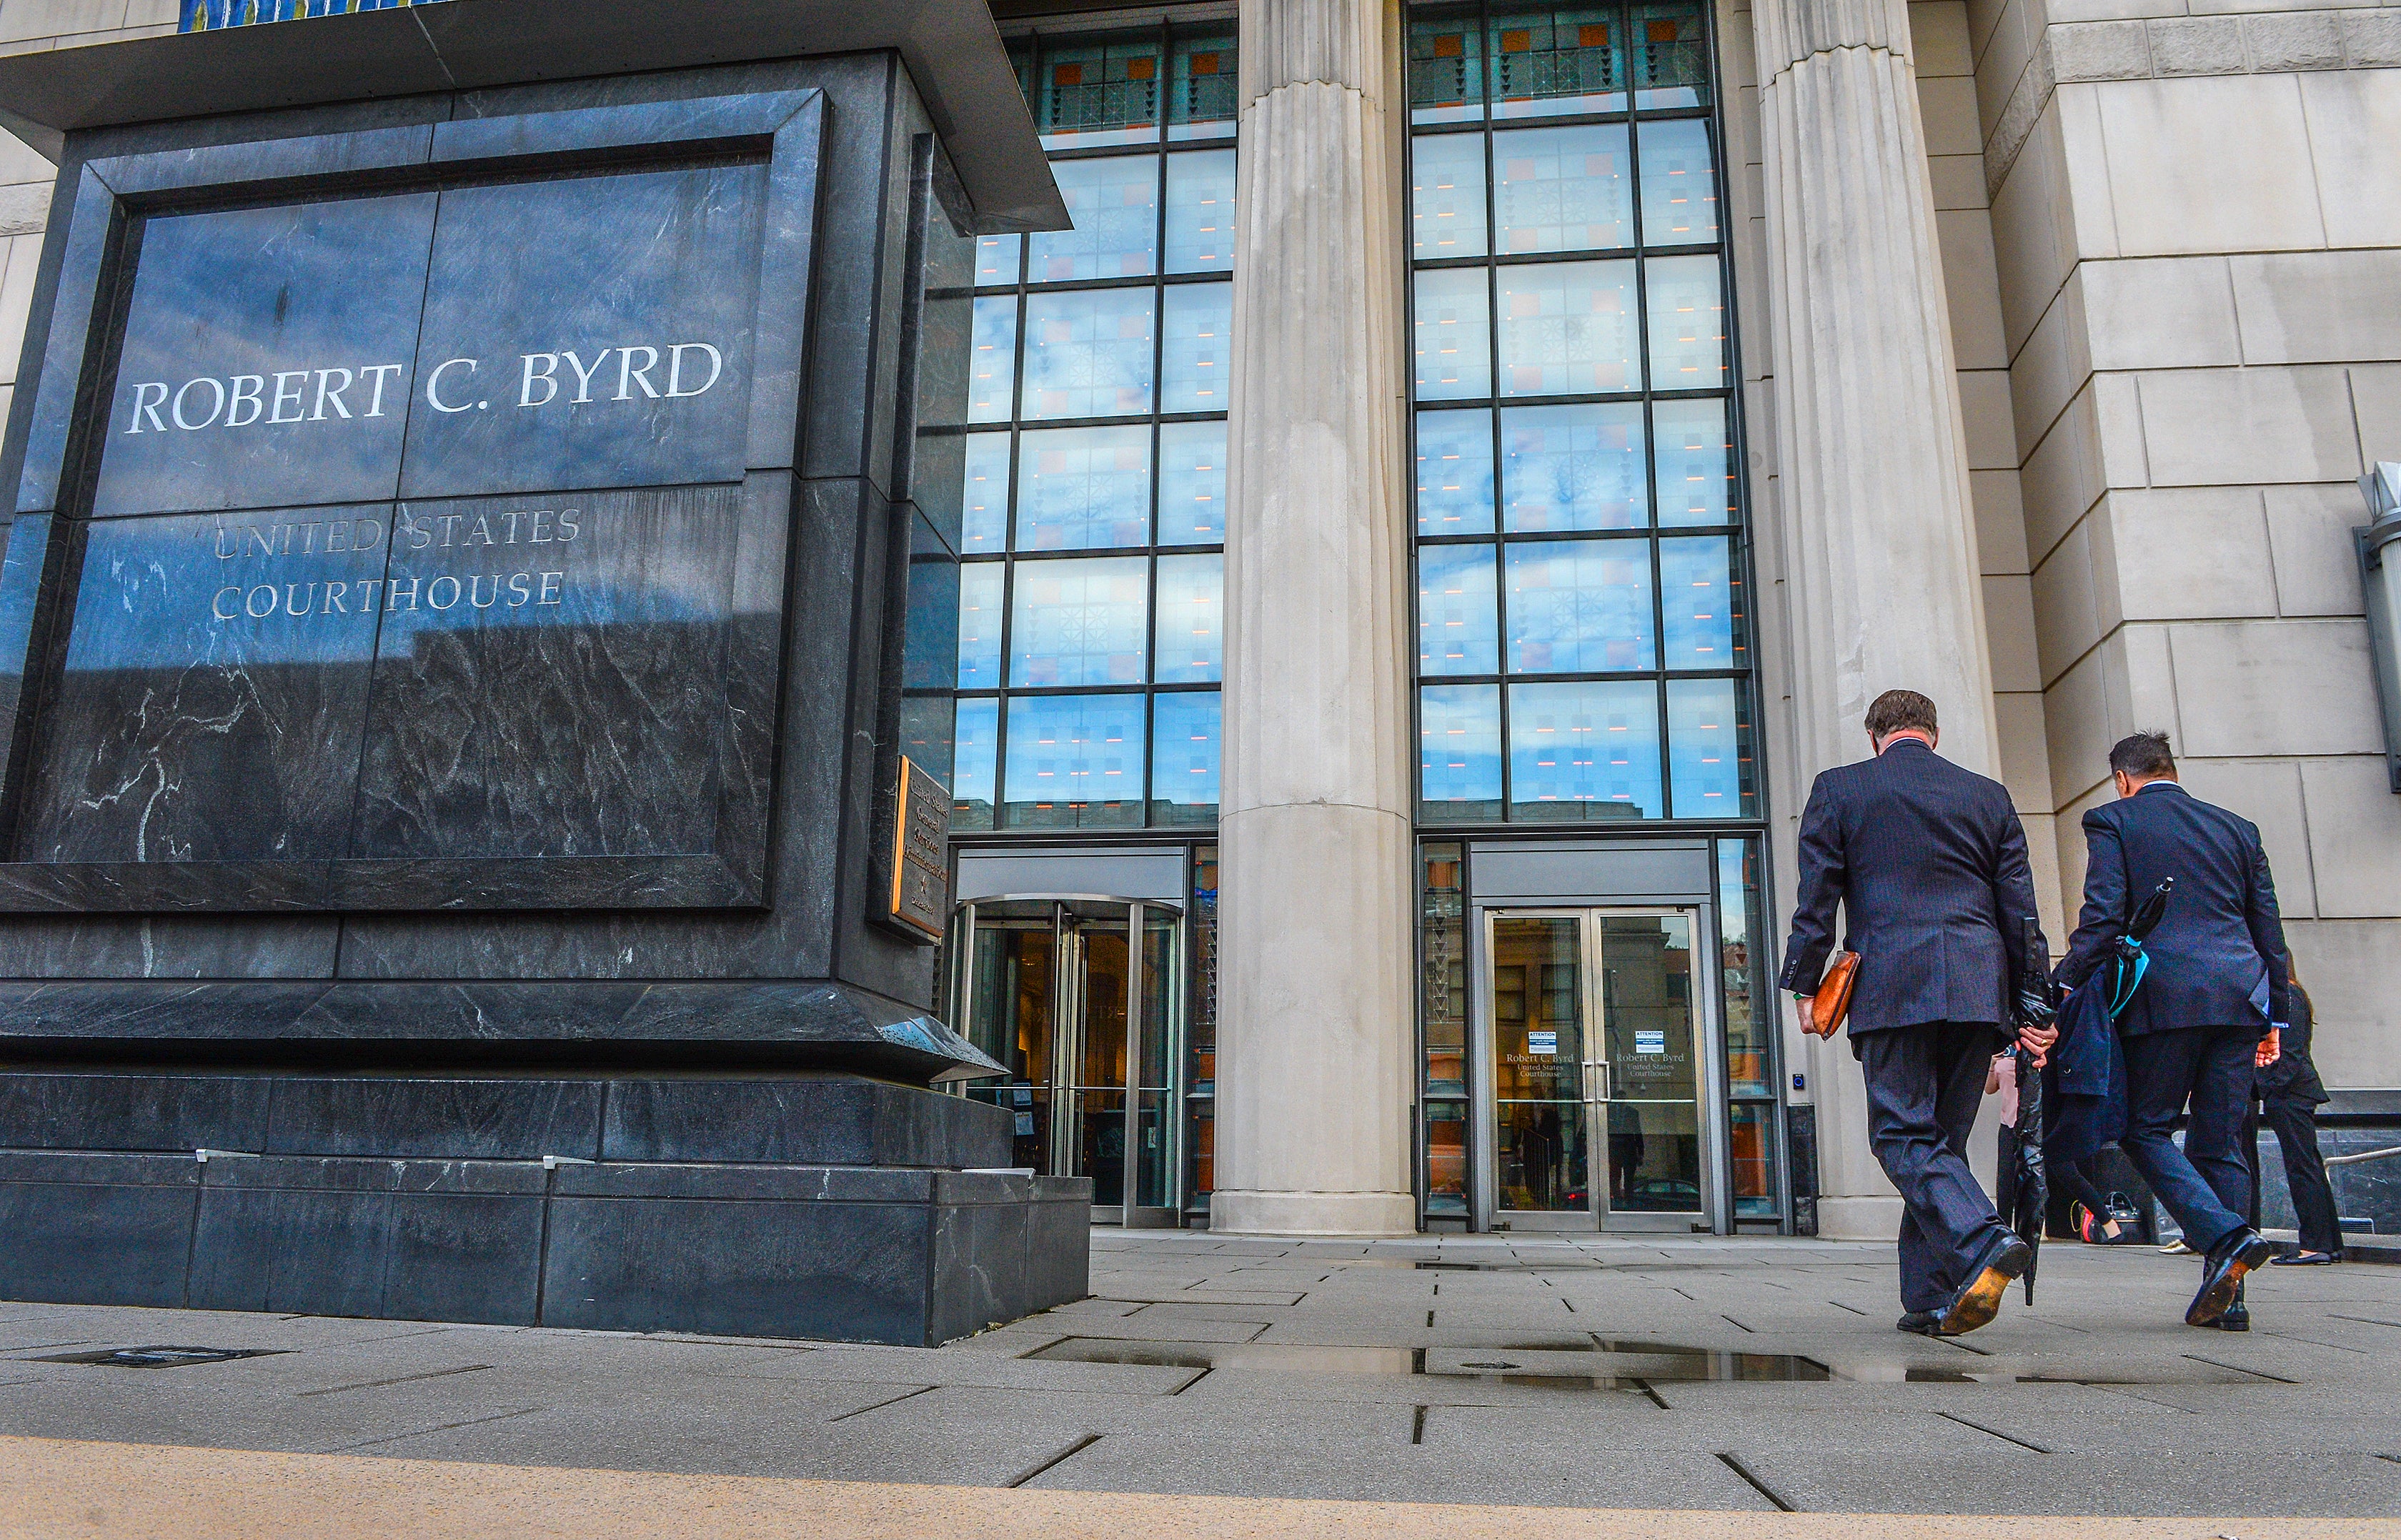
[2326,1144,2401,1168]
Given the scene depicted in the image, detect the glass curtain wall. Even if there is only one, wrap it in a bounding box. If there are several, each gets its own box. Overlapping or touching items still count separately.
[182,0,439,26]
[932,19,1237,833]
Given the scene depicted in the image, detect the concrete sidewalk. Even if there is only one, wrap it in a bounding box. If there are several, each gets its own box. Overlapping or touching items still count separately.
[2,1231,2398,1526]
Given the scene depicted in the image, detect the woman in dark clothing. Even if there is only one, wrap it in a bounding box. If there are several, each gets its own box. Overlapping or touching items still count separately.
[2253,962,2342,1263]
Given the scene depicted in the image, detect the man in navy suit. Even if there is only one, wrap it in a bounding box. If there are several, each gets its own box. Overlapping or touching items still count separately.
[1780,690,2056,1336]
[2057,732,2284,1327]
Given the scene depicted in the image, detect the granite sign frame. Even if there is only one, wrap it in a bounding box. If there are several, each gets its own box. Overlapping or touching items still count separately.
[0,89,826,913]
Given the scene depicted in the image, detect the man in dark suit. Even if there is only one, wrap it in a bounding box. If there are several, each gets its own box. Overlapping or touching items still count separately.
[2057,732,2283,1327]
[1780,690,2055,1336]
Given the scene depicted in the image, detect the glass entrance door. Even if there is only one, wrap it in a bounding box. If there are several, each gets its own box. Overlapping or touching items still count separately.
[1483,908,1712,1231]
[955,897,1183,1224]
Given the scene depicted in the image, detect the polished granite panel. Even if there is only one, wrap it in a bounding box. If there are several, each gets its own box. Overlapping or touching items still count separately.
[399,163,764,499]
[0,1155,197,1309]
[91,195,437,520]
[600,1078,1010,1168]
[0,1070,269,1152]
[16,507,388,863]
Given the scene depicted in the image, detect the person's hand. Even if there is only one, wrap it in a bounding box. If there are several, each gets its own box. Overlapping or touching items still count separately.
[2256,1027,2282,1069]
[2017,1021,2058,1068]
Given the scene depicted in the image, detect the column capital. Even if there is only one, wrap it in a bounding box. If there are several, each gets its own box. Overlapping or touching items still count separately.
[1751,0,1914,76]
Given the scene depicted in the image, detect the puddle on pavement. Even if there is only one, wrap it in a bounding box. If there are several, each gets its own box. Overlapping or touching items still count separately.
[34,1346,287,1369]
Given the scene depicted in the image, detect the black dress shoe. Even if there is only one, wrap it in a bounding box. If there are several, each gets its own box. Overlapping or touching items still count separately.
[2187,1228,2274,1326]
[2212,1301,2250,1331]
[1938,1234,2032,1336]
[1897,1310,1943,1336]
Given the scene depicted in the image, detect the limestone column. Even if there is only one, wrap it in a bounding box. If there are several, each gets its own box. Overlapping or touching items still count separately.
[1751,0,2003,1237]
[1212,0,1417,1236]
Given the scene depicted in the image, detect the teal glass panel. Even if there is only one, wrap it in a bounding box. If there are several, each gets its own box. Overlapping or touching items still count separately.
[1636,119,1718,246]
[1005,693,1147,826]
[957,562,1005,689]
[1169,24,1240,139]
[1155,552,1225,682]
[1161,282,1233,412]
[1009,555,1150,686]
[1496,259,1639,397]
[1659,535,1741,667]
[1016,424,1152,552]
[1507,679,1663,819]
[1165,149,1238,272]
[1493,123,1633,256]
[1030,156,1159,282]
[1022,288,1155,420]
[1501,401,1646,531]
[961,432,1010,554]
[1158,420,1227,545]
[975,234,1023,288]
[1668,677,1751,818]
[1036,32,1165,148]
[1420,683,1504,811]
[1152,691,1222,819]
[1717,838,1774,1098]
[952,697,998,830]
[1418,543,1500,676]
[1645,254,1726,389]
[1409,3,1486,124]
[1505,538,1656,672]
[1651,396,1734,524]
[1414,267,1491,401]
[1412,131,1488,259]
[968,296,1018,423]
[1489,4,1626,119]
[184,0,437,28]
[1416,408,1496,535]
[1631,0,1711,109]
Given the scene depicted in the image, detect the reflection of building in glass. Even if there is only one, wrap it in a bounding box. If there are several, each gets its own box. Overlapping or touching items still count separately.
[182,0,444,28]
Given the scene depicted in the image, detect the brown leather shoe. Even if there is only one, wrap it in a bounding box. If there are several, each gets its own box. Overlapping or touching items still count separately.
[1937,1236,2032,1336]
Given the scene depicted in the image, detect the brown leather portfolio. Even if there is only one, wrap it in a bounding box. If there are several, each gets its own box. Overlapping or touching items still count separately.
[1808,951,1861,1038]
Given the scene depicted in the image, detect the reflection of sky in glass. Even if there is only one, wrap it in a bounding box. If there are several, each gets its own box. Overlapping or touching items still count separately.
[1660,535,1737,667]
[1412,131,1486,260]
[1508,679,1661,816]
[1023,289,1155,419]
[975,234,1023,287]
[1417,543,1498,675]
[1151,690,1221,807]
[1669,677,1748,817]
[1493,123,1631,254]
[1651,397,1734,525]
[1030,156,1158,282]
[1639,119,1718,246]
[1644,254,1725,389]
[64,509,389,670]
[953,696,999,825]
[1005,692,1145,808]
[1417,408,1495,535]
[957,562,1003,687]
[1016,424,1150,550]
[1414,268,1490,401]
[1009,555,1148,685]
[962,432,1010,552]
[1497,260,1637,397]
[1165,149,1237,272]
[1157,419,1226,544]
[903,550,960,690]
[969,297,1019,422]
[1501,402,1645,531]
[1161,282,1231,412]
[1506,538,1654,672]
[1419,682,1502,803]
[1154,552,1223,682]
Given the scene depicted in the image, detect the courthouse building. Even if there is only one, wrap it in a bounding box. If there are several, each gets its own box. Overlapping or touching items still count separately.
[0,0,2397,1245]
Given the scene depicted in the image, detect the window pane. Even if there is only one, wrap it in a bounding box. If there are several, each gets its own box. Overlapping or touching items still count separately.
[905,545,960,690]
[1645,254,1726,389]
[953,696,998,830]
[962,431,1010,553]
[1652,396,1735,524]
[1489,4,1627,119]
[1030,157,1159,284]
[1631,0,1711,109]
[1416,408,1496,535]
[1496,260,1638,397]
[1161,282,1233,412]
[1412,131,1488,259]
[1493,123,1632,256]
[1637,119,1719,247]
[958,562,1004,688]
[1409,2,1486,124]
[975,234,1022,287]
[1009,555,1150,686]
[1165,149,1238,272]
[1015,425,1151,552]
[1155,552,1225,682]
[1169,24,1239,139]
[1669,677,1754,817]
[1419,683,1503,811]
[968,295,1018,423]
[1505,538,1656,672]
[1729,1102,1779,1218]
[1413,267,1491,401]
[1718,840,1774,1098]
[1005,692,1145,826]
[1158,419,1227,544]
[1023,288,1155,420]
[1036,32,1164,148]
[1418,542,1500,676]
[1660,535,1741,667]
[1151,690,1221,818]
[1501,402,1646,531]
[1508,679,1663,819]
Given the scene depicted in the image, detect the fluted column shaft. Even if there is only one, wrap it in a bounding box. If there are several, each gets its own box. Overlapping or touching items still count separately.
[1753,0,2002,1236]
[1212,0,1416,1236]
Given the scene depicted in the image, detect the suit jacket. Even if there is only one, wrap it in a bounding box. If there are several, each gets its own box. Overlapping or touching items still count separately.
[2055,781,2288,1038]
[1776,740,2047,1033]
[2257,984,2327,1105]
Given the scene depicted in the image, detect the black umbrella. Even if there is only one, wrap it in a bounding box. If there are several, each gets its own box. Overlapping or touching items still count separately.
[1997,916,2056,1303]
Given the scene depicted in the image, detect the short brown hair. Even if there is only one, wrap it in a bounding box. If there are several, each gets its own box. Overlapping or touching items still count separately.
[2109,732,2175,780]
[1864,690,1939,740]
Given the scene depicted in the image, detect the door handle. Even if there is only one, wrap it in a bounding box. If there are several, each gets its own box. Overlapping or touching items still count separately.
[1583,1059,1609,1103]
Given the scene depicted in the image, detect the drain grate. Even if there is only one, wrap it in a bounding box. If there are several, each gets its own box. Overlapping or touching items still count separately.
[36,1346,286,1369]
